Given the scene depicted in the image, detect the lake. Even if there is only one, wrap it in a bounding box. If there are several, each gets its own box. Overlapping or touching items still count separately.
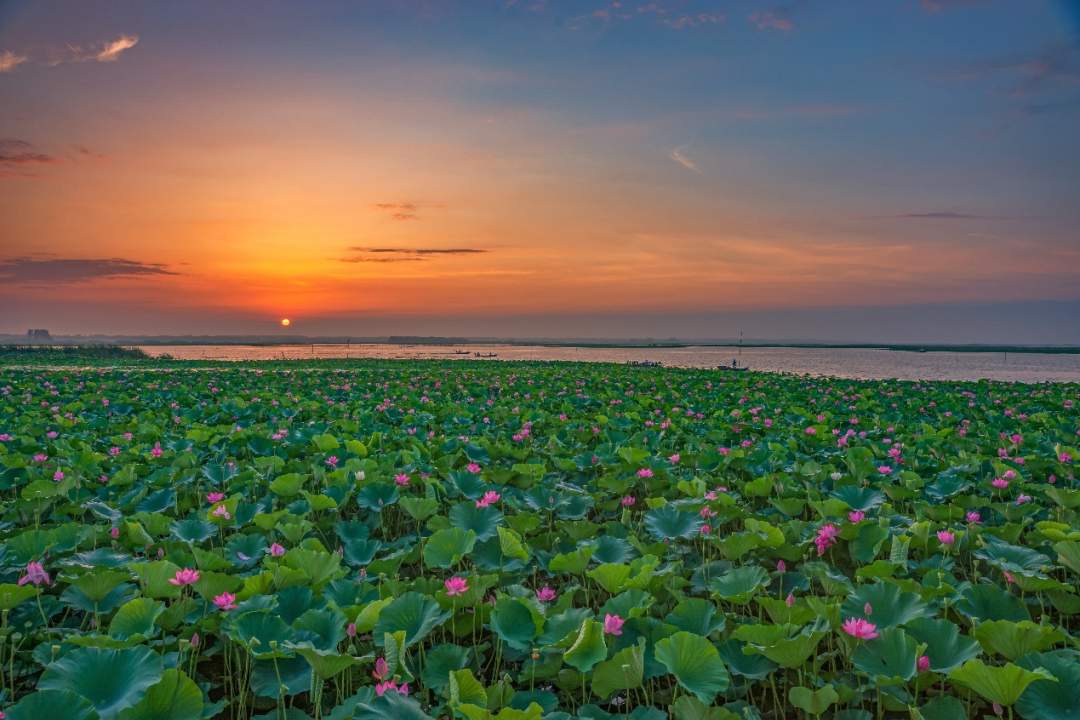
[135,344,1080,383]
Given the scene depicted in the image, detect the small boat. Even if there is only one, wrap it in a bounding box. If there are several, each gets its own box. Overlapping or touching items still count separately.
[452,350,470,355]
[718,365,749,372]
[628,360,663,367]
[474,352,498,358]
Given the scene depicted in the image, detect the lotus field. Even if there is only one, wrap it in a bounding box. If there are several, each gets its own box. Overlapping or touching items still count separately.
[1,360,1079,720]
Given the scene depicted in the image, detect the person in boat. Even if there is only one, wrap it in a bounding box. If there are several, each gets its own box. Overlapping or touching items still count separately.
[732,358,738,369]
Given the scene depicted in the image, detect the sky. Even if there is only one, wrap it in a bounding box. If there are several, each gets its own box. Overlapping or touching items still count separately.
[2,0,1079,343]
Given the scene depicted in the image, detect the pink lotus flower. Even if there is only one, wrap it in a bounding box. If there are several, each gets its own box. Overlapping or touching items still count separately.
[190,632,200,648]
[110,527,120,539]
[805,426,817,435]
[150,442,163,458]
[17,561,51,586]
[603,613,625,636]
[213,592,237,611]
[841,617,879,640]
[536,586,557,603]
[621,495,636,507]
[169,568,200,586]
[444,576,469,597]
[917,655,930,672]
[991,477,1009,489]
[936,530,955,546]
[966,511,981,523]
[475,491,501,508]
[668,453,680,464]
[53,470,64,481]
[372,657,389,680]
[346,622,357,638]
[109,446,121,456]
[268,542,286,557]
[1016,494,1031,505]
[785,593,795,607]
[776,560,786,573]
[814,523,840,556]
[325,455,339,468]
[636,468,654,478]
[877,465,892,475]
[211,504,231,520]
[207,492,225,504]
[375,680,409,697]
[466,462,482,474]
[394,473,410,486]
[848,510,864,523]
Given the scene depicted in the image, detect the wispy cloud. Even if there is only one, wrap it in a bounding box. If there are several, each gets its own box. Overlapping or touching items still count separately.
[92,34,139,63]
[0,257,176,283]
[341,247,489,263]
[891,211,988,220]
[669,146,700,173]
[0,139,56,166]
[0,50,27,73]
[373,202,422,220]
[748,8,794,32]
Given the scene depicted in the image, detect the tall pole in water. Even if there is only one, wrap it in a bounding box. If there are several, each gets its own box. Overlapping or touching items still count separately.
[739,330,743,357]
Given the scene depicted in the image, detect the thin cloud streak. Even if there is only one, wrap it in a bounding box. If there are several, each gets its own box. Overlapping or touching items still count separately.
[93,34,139,62]
[0,257,176,284]
[669,146,700,173]
[0,50,27,72]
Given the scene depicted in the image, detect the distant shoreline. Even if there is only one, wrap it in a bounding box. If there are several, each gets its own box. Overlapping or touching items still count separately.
[2,337,1079,354]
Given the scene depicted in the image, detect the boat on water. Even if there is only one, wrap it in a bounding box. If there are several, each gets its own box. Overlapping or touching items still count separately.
[474,352,498,358]
[718,365,749,372]
[452,350,471,355]
[627,360,663,367]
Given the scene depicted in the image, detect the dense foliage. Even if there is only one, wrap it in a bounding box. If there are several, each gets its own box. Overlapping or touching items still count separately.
[0,361,1077,720]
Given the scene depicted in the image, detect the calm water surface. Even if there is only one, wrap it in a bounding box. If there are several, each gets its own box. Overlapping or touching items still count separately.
[136,344,1080,383]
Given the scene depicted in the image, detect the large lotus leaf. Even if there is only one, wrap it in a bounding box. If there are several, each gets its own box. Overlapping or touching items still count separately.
[374,591,451,647]
[293,606,347,651]
[71,569,131,604]
[956,584,1029,623]
[654,631,730,703]
[170,514,215,543]
[716,639,777,680]
[353,691,437,720]
[592,536,637,564]
[588,563,633,594]
[665,598,725,637]
[422,644,471,693]
[949,659,1056,707]
[539,607,593,646]
[905,617,981,672]
[496,526,529,562]
[831,486,885,512]
[291,645,362,679]
[563,619,607,673]
[974,537,1052,578]
[972,620,1067,661]
[737,624,827,669]
[592,639,645,700]
[116,669,203,720]
[228,610,295,653]
[851,627,919,682]
[710,565,769,604]
[1016,650,1080,720]
[1054,541,1080,576]
[357,483,399,511]
[4,689,100,720]
[449,668,488,707]
[0,582,39,611]
[917,695,967,720]
[644,506,702,541]
[108,597,165,640]
[424,527,478,569]
[448,502,503,542]
[788,684,839,717]
[841,582,931,628]
[251,655,311,698]
[491,596,541,650]
[39,646,165,720]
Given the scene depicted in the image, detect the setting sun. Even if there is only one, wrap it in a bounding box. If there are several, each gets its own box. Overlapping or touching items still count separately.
[280,318,290,327]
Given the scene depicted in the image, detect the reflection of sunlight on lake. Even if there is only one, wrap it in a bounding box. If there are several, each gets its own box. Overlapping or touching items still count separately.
[137,344,1080,383]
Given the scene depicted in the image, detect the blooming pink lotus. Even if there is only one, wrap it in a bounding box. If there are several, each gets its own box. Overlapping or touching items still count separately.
[603,613,625,636]
[211,504,231,520]
[466,462,482,474]
[991,477,1009,489]
[17,561,51,587]
[444,576,469,596]
[966,511,981,523]
[668,453,680,464]
[621,495,636,507]
[814,523,840,556]
[475,490,501,508]
[207,492,225,504]
[936,530,955,546]
[268,542,286,557]
[169,568,200,586]
[636,467,654,478]
[877,465,892,475]
[394,473,410,486]
[213,592,237,611]
[848,510,865,523]
[150,442,163,458]
[325,455,339,468]
[375,680,409,697]
[841,617,879,640]
[536,586,557,603]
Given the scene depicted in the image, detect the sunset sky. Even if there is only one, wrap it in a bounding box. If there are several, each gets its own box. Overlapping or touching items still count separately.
[2,1,1079,342]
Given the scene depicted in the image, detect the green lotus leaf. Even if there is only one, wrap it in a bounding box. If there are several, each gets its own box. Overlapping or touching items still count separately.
[665,598,725,637]
[421,643,471,693]
[709,565,769,604]
[917,695,967,720]
[588,563,633,594]
[904,617,981,673]
[654,631,730,704]
[0,582,39,611]
[108,597,165,640]
[449,668,488,707]
[424,527,477,569]
[974,537,1052,578]
[496,526,529,562]
[373,591,451,647]
[357,483,399,511]
[851,627,919,681]
[563,619,607,673]
[949,659,1056,707]
[4,689,100,720]
[956,584,1030,623]
[39,646,165,720]
[1054,541,1080,576]
[644,506,702,541]
[491,596,540,650]
[972,620,1066,661]
[841,582,931,628]
[449,502,503,541]
[788,684,839,717]
[116,669,203,720]
[1016,650,1080,720]
[592,639,645,700]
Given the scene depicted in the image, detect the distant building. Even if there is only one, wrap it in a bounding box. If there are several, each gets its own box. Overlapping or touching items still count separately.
[27,329,52,341]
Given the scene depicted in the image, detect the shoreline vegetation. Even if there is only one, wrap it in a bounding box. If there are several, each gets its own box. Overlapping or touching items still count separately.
[2,337,1079,355]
